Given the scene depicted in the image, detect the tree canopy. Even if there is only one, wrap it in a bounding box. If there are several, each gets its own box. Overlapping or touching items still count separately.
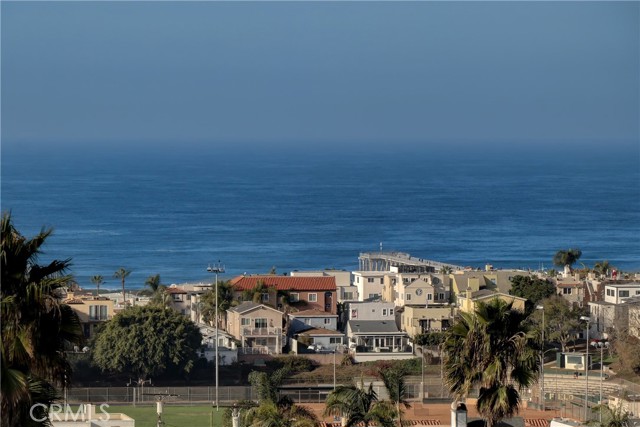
[92,305,202,379]
[1,213,83,427]
[529,295,582,352]
[444,299,538,427]
[509,275,556,307]
[553,249,582,271]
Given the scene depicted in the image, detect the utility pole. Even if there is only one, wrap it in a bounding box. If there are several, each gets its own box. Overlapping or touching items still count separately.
[207,261,225,411]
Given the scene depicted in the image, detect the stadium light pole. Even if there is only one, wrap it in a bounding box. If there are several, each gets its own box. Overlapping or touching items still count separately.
[580,316,591,422]
[207,262,225,411]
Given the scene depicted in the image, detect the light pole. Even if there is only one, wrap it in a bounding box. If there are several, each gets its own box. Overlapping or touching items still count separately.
[598,340,608,423]
[333,348,337,390]
[580,316,591,421]
[536,305,545,411]
[421,344,425,401]
[207,262,225,412]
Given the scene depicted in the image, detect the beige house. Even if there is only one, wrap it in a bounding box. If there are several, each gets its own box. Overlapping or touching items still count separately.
[451,269,531,297]
[227,302,285,355]
[400,305,455,337]
[394,275,450,307]
[64,293,115,339]
[458,290,527,313]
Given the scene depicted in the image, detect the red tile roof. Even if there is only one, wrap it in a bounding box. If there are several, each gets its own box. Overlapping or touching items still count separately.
[230,275,337,291]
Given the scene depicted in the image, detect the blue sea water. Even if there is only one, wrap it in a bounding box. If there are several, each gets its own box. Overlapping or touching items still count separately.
[2,142,639,289]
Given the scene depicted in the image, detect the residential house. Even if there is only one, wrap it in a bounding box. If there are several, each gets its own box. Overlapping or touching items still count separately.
[400,305,455,337]
[344,301,412,362]
[352,271,391,301]
[346,320,413,362]
[64,293,115,339]
[393,274,450,308]
[457,289,527,313]
[226,302,285,355]
[230,275,338,314]
[589,283,640,339]
[288,309,339,333]
[291,327,345,353]
[555,280,587,308]
[290,270,357,302]
[198,325,238,365]
[450,269,531,298]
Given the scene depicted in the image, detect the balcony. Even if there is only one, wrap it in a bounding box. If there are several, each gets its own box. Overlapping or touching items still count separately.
[242,327,282,337]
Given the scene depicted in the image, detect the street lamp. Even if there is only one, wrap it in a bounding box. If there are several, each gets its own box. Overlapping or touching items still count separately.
[597,340,608,423]
[580,315,591,421]
[536,305,545,411]
[207,261,225,412]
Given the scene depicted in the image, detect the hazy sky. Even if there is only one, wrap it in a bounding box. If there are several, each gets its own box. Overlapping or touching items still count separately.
[2,1,638,150]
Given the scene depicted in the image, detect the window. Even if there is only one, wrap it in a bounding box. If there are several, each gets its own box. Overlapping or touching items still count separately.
[367,278,375,283]
[89,305,108,321]
[261,292,269,302]
[308,293,318,302]
[330,337,342,344]
[343,292,354,300]
[368,293,379,299]
[187,294,191,301]
[620,290,630,298]
[241,318,251,326]
[290,293,299,302]
[254,318,267,328]
[607,289,615,297]
[439,293,445,300]
[324,318,331,324]
[351,309,358,318]
[380,278,383,284]
[382,309,388,316]
[356,277,360,283]
[563,288,572,295]
[389,309,394,316]
[406,294,412,301]
[427,294,432,300]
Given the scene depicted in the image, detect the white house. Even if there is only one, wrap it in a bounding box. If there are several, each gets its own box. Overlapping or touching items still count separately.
[352,271,391,301]
[288,309,339,333]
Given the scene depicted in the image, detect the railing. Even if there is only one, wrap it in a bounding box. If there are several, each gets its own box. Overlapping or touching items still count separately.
[242,327,282,336]
[239,346,270,355]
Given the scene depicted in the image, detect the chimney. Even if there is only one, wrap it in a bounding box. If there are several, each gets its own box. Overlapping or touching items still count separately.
[451,401,467,427]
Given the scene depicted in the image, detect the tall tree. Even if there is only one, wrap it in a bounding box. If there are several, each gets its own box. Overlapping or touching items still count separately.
[201,280,234,328]
[378,367,411,427]
[91,275,104,297]
[145,273,162,293]
[92,305,202,379]
[245,366,319,427]
[594,261,612,279]
[1,213,83,427]
[324,381,396,427]
[113,267,131,306]
[509,275,555,307]
[553,249,582,273]
[530,295,581,352]
[444,299,538,427]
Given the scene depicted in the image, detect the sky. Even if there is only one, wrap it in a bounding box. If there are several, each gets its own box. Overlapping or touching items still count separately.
[1,1,638,152]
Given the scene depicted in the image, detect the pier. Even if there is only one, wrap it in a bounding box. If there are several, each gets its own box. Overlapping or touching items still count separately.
[358,252,464,273]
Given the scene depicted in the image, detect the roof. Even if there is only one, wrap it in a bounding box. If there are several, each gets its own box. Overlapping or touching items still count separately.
[166,287,188,294]
[228,301,283,315]
[348,320,403,334]
[289,309,337,318]
[230,275,336,291]
[299,327,343,336]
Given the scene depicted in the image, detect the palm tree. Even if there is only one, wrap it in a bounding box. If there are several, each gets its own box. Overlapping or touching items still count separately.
[113,267,131,306]
[590,402,630,427]
[594,261,612,279]
[145,273,162,293]
[244,366,318,427]
[378,367,411,427]
[553,249,582,273]
[245,399,319,427]
[440,266,453,275]
[324,381,396,427]
[444,299,538,427]
[201,280,233,328]
[1,213,83,427]
[91,275,104,297]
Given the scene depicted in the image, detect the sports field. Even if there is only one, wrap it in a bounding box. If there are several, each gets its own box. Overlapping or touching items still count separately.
[102,404,225,427]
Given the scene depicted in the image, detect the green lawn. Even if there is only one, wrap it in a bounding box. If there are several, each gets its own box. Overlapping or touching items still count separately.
[105,405,225,427]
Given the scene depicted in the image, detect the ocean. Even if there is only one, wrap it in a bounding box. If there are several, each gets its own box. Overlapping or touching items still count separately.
[2,141,639,289]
